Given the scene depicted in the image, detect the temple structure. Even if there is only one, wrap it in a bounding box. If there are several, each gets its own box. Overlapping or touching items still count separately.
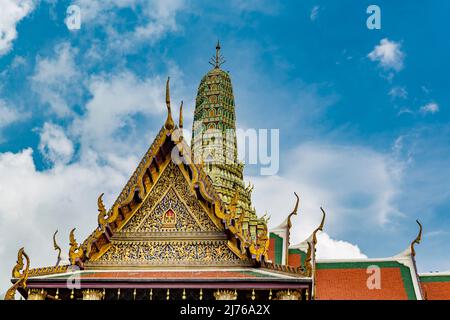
[5,43,450,300]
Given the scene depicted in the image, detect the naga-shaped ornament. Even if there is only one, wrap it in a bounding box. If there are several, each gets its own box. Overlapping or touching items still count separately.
[53,230,62,266]
[410,219,422,257]
[97,193,109,230]
[5,247,30,300]
[69,228,84,266]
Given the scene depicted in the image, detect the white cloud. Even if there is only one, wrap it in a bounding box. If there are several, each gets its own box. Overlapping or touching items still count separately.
[38,122,74,165]
[420,102,439,114]
[230,0,280,15]
[310,5,320,21]
[72,71,169,159]
[316,232,367,259]
[0,0,35,56]
[368,38,405,72]
[75,0,185,51]
[389,86,408,99]
[31,43,81,117]
[0,99,21,129]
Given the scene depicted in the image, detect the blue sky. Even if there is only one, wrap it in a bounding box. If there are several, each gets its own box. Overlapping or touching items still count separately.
[0,0,449,293]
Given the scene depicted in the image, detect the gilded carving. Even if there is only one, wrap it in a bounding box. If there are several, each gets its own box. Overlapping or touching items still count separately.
[275,290,301,300]
[214,289,237,300]
[94,240,241,265]
[123,162,218,233]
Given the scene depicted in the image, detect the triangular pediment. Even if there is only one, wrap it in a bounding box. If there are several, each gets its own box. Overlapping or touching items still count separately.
[120,161,220,234]
[86,159,250,267]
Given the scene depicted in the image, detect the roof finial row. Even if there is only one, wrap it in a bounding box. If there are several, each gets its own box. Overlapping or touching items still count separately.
[209,40,225,68]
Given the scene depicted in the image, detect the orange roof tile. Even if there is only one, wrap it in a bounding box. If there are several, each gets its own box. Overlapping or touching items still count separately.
[315,261,417,300]
[420,274,450,300]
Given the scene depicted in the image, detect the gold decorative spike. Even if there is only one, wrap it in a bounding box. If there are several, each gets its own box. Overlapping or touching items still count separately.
[117,288,120,300]
[199,288,203,300]
[164,77,175,130]
[182,289,186,300]
[149,289,153,300]
[166,288,170,300]
[55,288,59,300]
[133,288,137,300]
[70,289,74,299]
[410,219,423,257]
[312,207,326,245]
[251,289,256,300]
[97,193,108,230]
[53,230,62,266]
[269,289,272,300]
[5,247,30,300]
[287,192,300,229]
[179,100,184,129]
[229,190,239,219]
[102,288,106,300]
[69,228,84,265]
[304,241,313,277]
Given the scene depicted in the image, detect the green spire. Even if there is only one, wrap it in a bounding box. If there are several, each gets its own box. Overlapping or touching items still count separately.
[191,43,255,218]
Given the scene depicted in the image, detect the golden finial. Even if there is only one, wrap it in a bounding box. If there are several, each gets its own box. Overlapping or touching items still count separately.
[410,219,423,257]
[209,40,225,68]
[53,230,62,266]
[166,288,170,300]
[179,100,183,129]
[312,207,326,245]
[287,192,300,229]
[199,288,203,300]
[69,228,84,265]
[164,77,174,130]
[182,289,186,300]
[5,247,30,300]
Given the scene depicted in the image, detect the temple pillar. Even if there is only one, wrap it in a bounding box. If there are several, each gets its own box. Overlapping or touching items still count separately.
[82,289,103,300]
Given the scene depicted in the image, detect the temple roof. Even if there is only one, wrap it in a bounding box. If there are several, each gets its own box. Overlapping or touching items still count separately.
[315,248,423,300]
[419,271,450,300]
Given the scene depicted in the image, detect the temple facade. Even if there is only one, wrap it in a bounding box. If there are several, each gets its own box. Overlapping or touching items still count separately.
[5,44,450,301]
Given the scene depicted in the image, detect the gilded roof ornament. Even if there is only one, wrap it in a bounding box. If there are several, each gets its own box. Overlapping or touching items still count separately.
[410,219,423,257]
[69,228,84,266]
[97,193,109,230]
[5,247,30,300]
[164,77,175,130]
[287,192,300,229]
[53,230,62,266]
[179,100,184,129]
[312,207,326,245]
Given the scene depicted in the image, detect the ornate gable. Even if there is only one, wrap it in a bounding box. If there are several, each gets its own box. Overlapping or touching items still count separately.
[84,159,249,267]
[121,161,220,233]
